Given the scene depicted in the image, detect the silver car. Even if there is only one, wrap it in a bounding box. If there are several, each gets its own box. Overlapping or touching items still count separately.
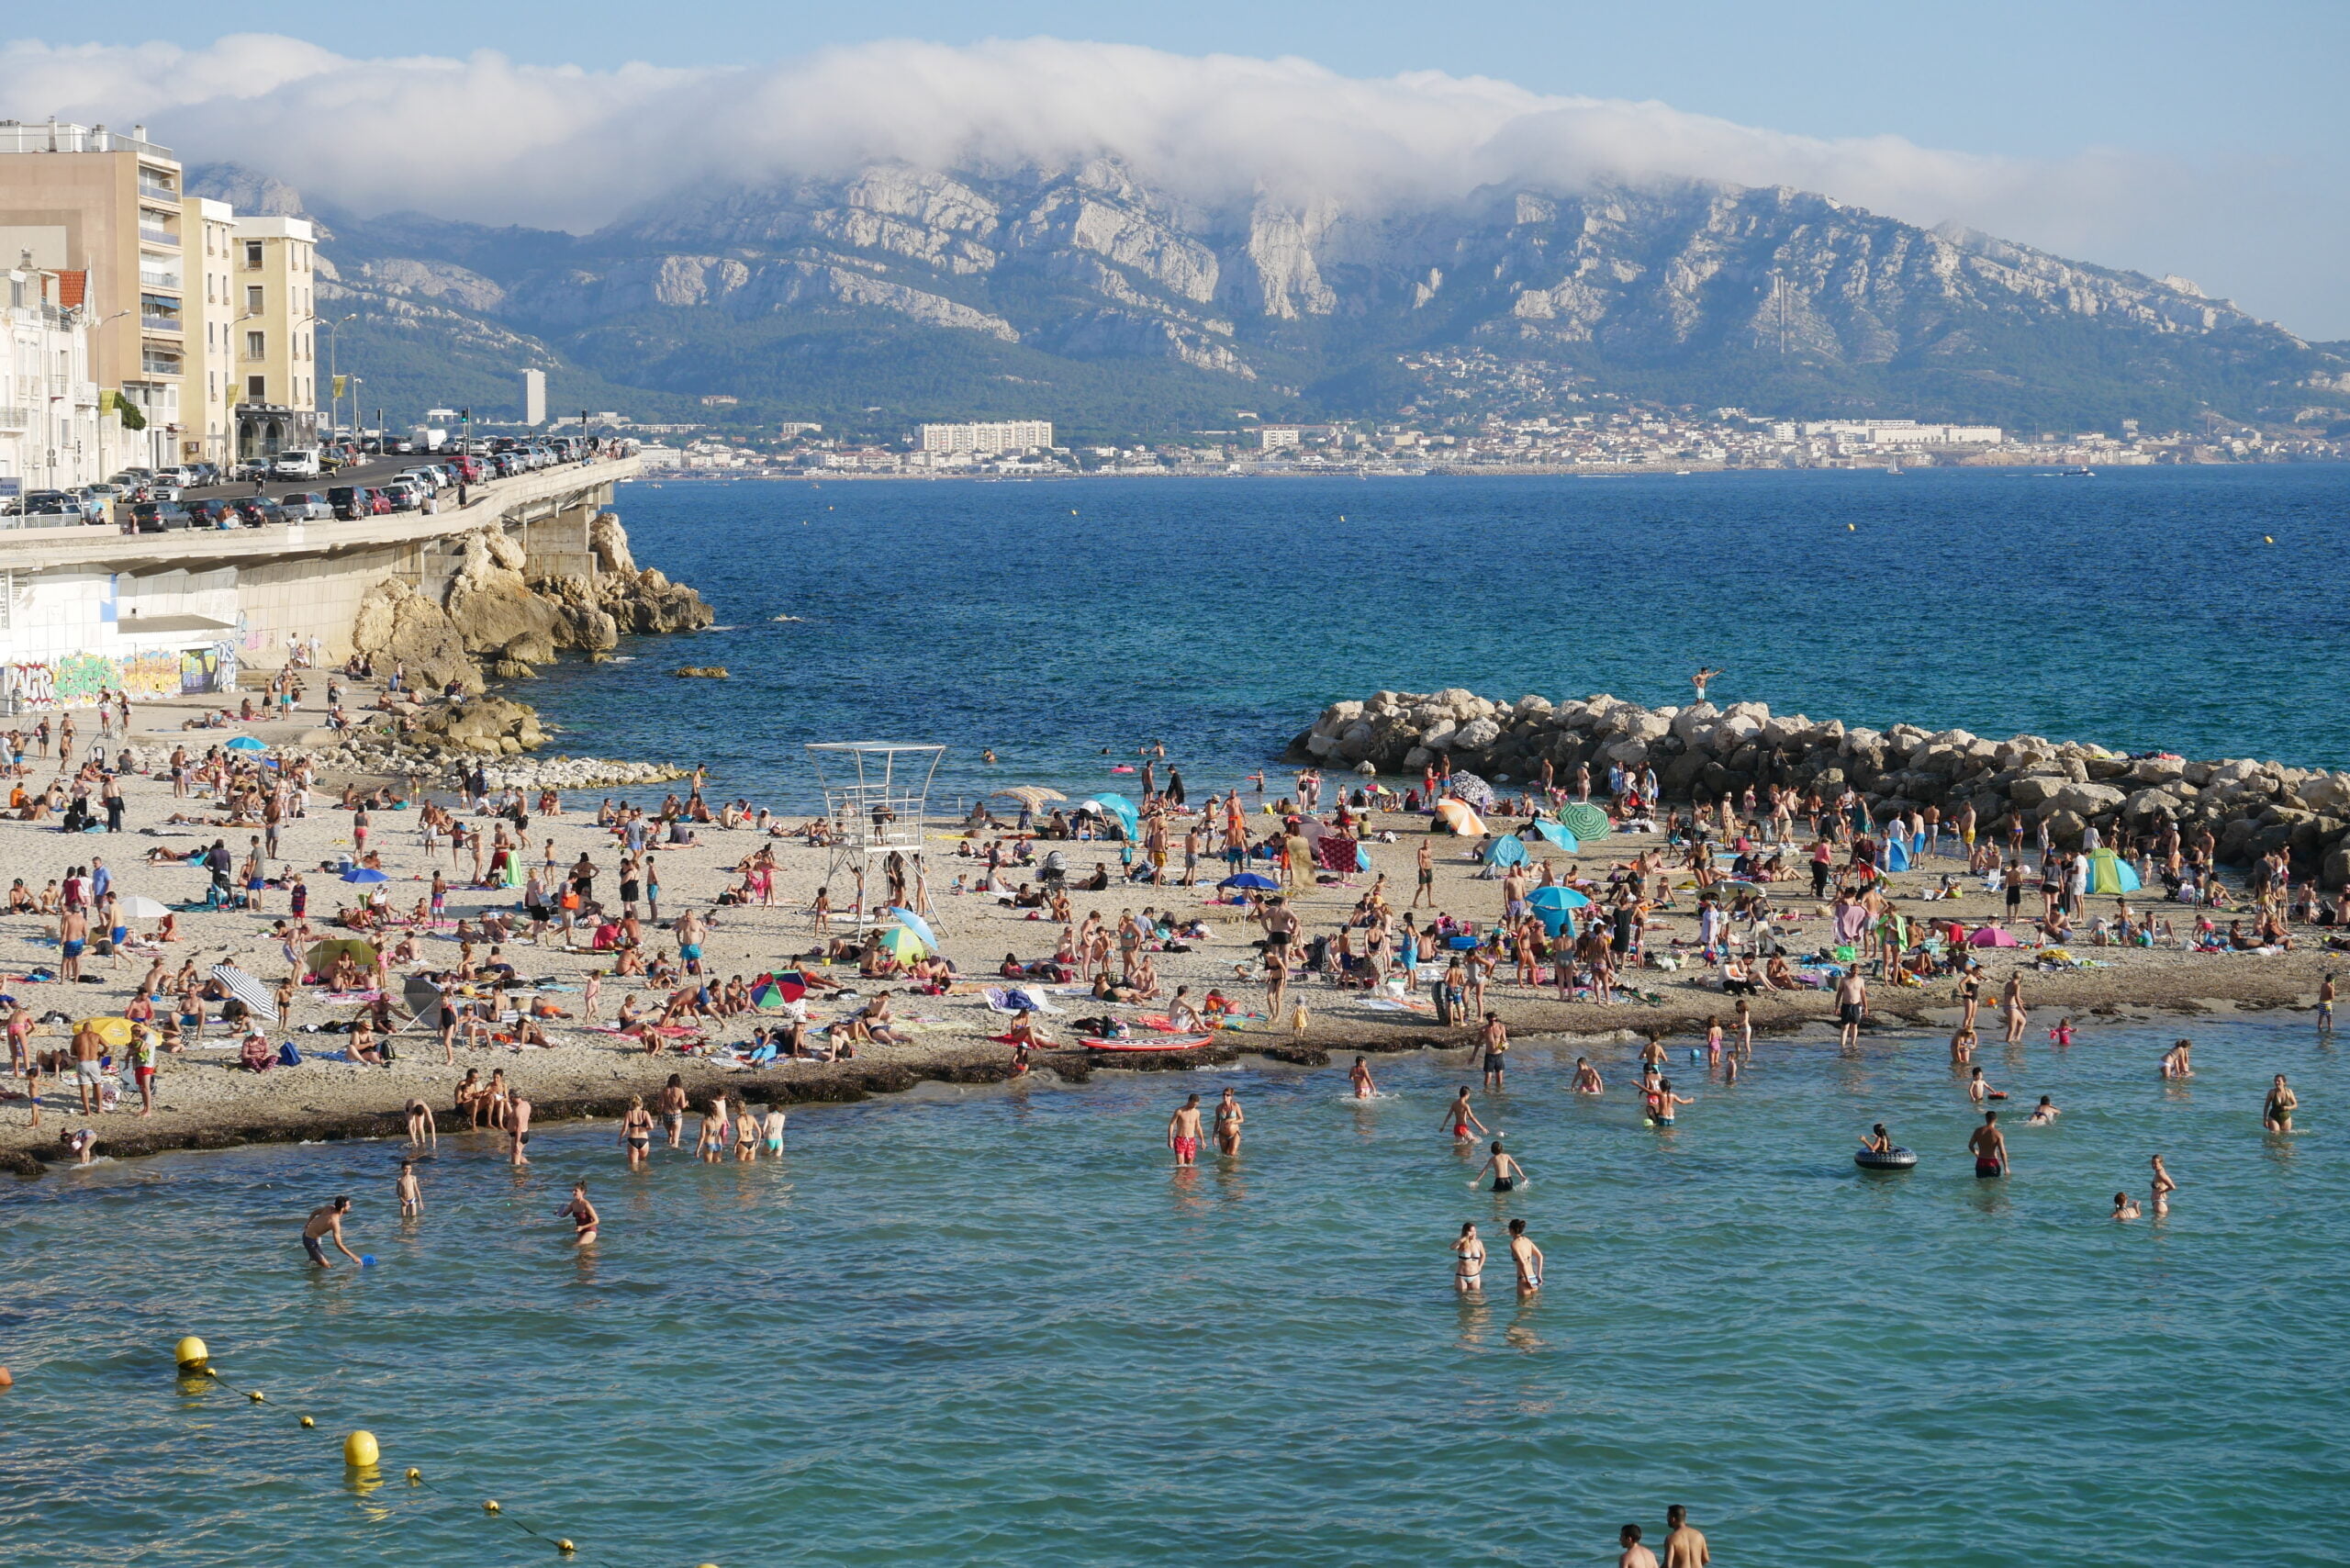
[279,491,334,521]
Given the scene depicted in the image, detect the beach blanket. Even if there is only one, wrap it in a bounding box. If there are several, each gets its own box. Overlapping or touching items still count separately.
[984,986,1062,1014]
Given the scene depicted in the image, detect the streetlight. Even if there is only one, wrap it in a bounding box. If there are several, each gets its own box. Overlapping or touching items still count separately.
[315,311,356,437]
[88,308,136,470]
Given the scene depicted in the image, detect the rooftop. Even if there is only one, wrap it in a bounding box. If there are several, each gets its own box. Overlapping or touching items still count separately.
[0,119,176,163]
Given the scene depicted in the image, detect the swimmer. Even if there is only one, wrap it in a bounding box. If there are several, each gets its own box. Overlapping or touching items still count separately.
[696,1096,729,1163]
[1967,1111,2009,1178]
[1505,1217,1543,1293]
[2160,1039,2195,1081]
[2027,1094,2060,1126]
[1859,1123,1895,1155]
[396,1159,423,1217]
[1451,1221,1485,1294]
[2264,1074,2298,1134]
[301,1196,362,1268]
[618,1094,654,1167]
[1440,1087,1489,1145]
[1948,1025,1977,1064]
[556,1182,599,1247]
[1572,1057,1603,1095]
[1213,1086,1244,1156]
[1349,1056,1377,1099]
[2112,1192,2142,1221]
[1966,1067,1996,1105]
[1644,1078,1693,1127]
[1470,1139,1529,1193]
[658,1074,688,1148]
[1168,1092,1204,1167]
[1619,1523,1661,1568]
[2149,1153,2177,1215]
[2048,1017,2076,1047]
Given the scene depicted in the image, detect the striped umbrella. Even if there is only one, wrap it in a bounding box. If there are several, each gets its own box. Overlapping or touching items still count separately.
[1558,802,1613,841]
[209,963,279,1022]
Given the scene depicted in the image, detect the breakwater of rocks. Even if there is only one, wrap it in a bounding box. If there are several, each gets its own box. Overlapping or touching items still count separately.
[1289,689,2350,880]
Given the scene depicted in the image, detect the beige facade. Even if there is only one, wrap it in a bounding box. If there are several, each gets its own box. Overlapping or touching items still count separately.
[180,196,236,465]
[0,120,186,469]
[224,215,318,459]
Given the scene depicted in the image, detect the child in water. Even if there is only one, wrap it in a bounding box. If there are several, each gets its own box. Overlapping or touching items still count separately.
[2048,1017,2076,1047]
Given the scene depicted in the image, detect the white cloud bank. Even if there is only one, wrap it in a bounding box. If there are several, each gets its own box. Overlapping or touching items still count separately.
[0,32,2281,323]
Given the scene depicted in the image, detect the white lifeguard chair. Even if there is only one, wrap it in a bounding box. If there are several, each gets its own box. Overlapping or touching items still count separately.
[805,742,945,930]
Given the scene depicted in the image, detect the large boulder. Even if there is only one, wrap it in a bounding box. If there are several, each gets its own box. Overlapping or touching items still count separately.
[349,577,482,695]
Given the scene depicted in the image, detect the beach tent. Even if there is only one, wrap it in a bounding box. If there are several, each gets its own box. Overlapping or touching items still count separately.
[306,937,378,975]
[1482,834,1528,868]
[1434,799,1485,836]
[1557,802,1613,841]
[1968,926,2020,947]
[1881,835,1911,874]
[1528,819,1581,852]
[2087,849,2142,894]
[1085,791,1139,840]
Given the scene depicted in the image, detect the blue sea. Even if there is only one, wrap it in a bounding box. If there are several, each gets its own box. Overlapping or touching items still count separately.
[6,1014,2342,1565]
[527,464,2350,812]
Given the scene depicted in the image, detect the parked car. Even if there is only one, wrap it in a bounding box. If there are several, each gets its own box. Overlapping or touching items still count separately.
[129,501,193,532]
[381,480,424,512]
[326,485,371,521]
[233,498,287,528]
[280,492,333,521]
[185,498,237,529]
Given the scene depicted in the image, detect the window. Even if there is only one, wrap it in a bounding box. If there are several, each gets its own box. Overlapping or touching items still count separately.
[247,375,266,400]
[243,241,263,268]
[245,331,265,359]
[0,570,13,632]
[246,286,263,313]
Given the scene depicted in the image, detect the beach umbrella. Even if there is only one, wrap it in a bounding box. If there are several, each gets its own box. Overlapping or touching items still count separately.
[751,971,807,1008]
[1443,771,1495,810]
[1218,872,1279,890]
[1528,819,1580,851]
[1558,802,1613,841]
[1528,886,1593,913]
[341,867,389,884]
[306,937,379,975]
[1968,926,2020,947]
[877,925,927,962]
[223,735,267,753]
[1434,798,1485,836]
[73,1015,134,1047]
[889,906,941,953]
[209,963,278,1022]
[118,894,168,920]
[990,786,1066,809]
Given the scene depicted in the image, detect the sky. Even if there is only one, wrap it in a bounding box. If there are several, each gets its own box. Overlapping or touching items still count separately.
[6,2,2344,335]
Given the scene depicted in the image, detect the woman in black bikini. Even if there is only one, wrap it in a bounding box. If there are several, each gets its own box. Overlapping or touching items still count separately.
[618,1094,654,1167]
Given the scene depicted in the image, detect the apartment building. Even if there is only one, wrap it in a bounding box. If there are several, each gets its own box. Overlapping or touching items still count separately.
[180,196,237,465]
[225,215,319,460]
[0,263,102,490]
[916,420,1053,455]
[0,118,186,470]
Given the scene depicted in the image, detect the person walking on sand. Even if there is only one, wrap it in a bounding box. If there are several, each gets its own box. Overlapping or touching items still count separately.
[1662,1506,1709,1568]
[1968,1110,2009,1178]
[1414,839,1436,910]
[1168,1092,1204,1167]
[2150,1153,2177,1214]
[1442,1087,1488,1145]
[2265,1074,2299,1133]
[556,1182,599,1247]
[1213,1086,1244,1156]
[301,1196,362,1268]
[1452,1221,1485,1294]
[1506,1217,1543,1292]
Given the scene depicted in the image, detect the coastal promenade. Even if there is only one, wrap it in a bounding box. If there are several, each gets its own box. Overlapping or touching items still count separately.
[0,456,640,707]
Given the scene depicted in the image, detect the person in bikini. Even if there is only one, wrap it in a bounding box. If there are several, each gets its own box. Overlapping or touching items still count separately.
[1349,1056,1377,1098]
[1213,1087,1244,1156]
[619,1094,654,1167]
[1451,1221,1484,1294]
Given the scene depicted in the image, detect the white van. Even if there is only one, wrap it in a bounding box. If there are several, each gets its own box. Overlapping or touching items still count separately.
[272,449,323,478]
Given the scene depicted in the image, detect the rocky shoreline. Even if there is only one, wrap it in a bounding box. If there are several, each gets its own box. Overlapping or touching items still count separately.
[1291,689,2350,879]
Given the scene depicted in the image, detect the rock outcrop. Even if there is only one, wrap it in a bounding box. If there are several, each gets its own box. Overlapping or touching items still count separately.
[1291,689,2350,869]
[348,577,483,695]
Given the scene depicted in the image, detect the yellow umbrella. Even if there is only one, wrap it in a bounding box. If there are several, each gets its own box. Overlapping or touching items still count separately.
[878,926,927,961]
[1434,799,1486,836]
[73,1016,134,1047]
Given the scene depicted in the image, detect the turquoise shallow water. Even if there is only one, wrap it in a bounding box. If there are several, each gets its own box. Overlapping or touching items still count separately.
[5,1014,2344,1565]
[527,464,2350,812]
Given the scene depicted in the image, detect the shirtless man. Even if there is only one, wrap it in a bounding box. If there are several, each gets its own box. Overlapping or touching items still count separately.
[301,1196,362,1268]
[1213,1086,1244,1156]
[1479,1014,1509,1090]
[70,1018,106,1114]
[2320,972,2336,1036]
[2264,1074,2299,1133]
[1413,839,1436,910]
[556,1182,599,1246]
[396,1159,424,1217]
[404,1098,436,1148]
[1572,1056,1604,1094]
[1348,1056,1377,1099]
[1661,1505,1709,1568]
[1506,1217,1543,1293]
[1167,1092,1204,1167]
[1834,969,1868,1048]
[1691,666,1721,702]
[508,1091,533,1167]
[1441,1087,1488,1145]
[1618,1523,1660,1568]
[1967,1110,2009,1179]
[58,905,88,983]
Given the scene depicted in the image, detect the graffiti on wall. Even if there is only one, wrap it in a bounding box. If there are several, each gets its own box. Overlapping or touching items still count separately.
[0,644,238,710]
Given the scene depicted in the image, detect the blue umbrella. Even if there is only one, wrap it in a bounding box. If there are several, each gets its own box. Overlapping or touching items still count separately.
[341,867,389,884]
[1482,834,1528,867]
[1528,886,1592,912]
[889,905,941,953]
[1218,872,1279,890]
[224,735,266,752]
[1528,819,1580,852]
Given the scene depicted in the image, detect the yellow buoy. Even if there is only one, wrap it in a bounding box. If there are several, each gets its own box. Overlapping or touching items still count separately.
[484,1500,501,1515]
[299,1416,316,1428]
[343,1430,380,1467]
[173,1336,210,1370]
[247,1390,266,1404]
[557,1540,576,1554]
[404,1467,422,1484]
[2265,535,2275,543]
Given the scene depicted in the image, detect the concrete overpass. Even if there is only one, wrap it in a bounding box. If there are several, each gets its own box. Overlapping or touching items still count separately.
[0,456,643,707]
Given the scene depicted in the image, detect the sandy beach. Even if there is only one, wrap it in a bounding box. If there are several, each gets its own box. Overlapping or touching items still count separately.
[0,683,2335,1177]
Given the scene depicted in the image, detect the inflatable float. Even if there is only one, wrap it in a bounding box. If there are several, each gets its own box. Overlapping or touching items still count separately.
[1082,1035,1214,1052]
[1853,1148,1919,1170]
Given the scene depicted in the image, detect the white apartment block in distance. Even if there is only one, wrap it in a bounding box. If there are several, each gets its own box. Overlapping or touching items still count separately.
[917,420,1052,454]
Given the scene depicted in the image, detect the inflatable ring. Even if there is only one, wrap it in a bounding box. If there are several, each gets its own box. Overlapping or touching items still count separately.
[1854,1148,1919,1170]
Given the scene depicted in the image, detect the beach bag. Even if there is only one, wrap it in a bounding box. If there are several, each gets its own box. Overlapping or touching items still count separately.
[276,1041,302,1067]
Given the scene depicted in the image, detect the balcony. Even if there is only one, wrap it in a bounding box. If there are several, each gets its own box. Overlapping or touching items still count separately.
[140,270,181,290]
[0,406,29,430]
[138,224,177,248]
[141,316,183,334]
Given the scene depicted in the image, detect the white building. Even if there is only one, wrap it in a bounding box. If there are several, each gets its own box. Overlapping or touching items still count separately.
[0,263,103,493]
[916,420,1051,455]
[521,368,545,427]
[1800,419,2003,446]
[1257,425,1302,450]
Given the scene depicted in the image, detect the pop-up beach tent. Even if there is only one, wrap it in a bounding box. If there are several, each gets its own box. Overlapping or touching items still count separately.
[2086,848,2142,894]
[1882,834,1911,874]
[1528,819,1581,852]
[1482,834,1528,868]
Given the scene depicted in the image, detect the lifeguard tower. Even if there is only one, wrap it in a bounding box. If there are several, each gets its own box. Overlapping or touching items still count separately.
[804,742,945,930]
